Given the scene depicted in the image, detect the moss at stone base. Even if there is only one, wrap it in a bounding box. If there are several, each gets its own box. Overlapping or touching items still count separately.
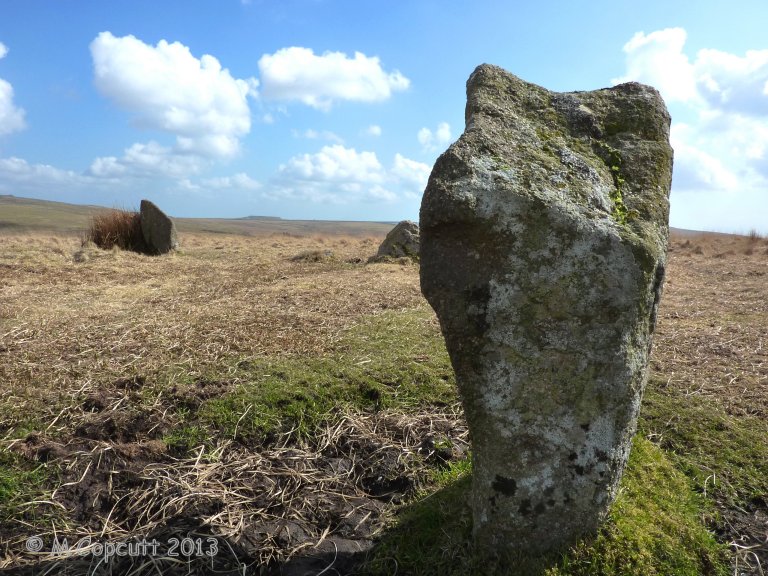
[362,436,728,576]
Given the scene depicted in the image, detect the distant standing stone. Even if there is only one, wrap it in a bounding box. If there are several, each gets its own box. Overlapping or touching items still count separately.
[140,199,178,254]
[376,220,420,259]
[420,64,673,561]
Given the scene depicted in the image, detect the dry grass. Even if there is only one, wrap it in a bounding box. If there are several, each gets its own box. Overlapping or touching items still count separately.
[5,405,467,573]
[0,233,420,435]
[0,230,440,573]
[658,233,768,418]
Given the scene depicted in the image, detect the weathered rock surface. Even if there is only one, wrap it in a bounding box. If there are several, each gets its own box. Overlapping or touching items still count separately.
[375,220,420,260]
[140,200,178,255]
[420,64,673,560]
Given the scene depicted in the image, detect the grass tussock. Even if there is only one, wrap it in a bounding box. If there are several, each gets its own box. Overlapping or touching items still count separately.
[84,208,147,253]
[290,248,334,262]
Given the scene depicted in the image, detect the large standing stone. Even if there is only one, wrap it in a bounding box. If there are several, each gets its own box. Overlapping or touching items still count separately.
[375,220,420,260]
[420,65,672,561]
[140,199,178,255]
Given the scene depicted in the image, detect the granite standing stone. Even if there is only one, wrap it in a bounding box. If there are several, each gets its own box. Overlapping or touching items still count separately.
[140,199,178,255]
[419,64,673,560]
[375,220,420,259]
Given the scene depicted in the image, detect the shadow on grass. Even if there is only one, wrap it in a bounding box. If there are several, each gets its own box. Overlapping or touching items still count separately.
[359,435,729,576]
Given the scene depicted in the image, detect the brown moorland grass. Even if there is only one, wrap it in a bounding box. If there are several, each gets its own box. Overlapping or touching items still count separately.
[0,228,766,574]
[657,233,768,419]
[0,233,419,425]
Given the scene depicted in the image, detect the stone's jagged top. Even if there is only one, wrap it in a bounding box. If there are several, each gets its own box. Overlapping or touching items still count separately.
[465,64,670,139]
[420,64,672,565]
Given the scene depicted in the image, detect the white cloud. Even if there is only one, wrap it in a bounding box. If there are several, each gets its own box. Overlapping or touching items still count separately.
[0,156,103,197]
[616,28,768,232]
[418,122,452,153]
[0,42,26,136]
[695,48,768,115]
[88,141,204,179]
[258,47,409,111]
[281,144,384,184]
[669,124,739,192]
[270,145,427,204]
[90,31,258,158]
[613,28,698,103]
[391,153,431,197]
[366,124,382,137]
[292,128,344,143]
[202,172,261,190]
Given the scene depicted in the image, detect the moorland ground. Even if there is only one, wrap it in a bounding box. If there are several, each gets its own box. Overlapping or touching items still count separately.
[0,209,766,575]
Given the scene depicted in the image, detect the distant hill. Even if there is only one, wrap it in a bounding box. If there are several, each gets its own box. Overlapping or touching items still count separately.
[0,194,103,235]
[0,195,396,237]
[237,215,284,221]
[1,194,732,240]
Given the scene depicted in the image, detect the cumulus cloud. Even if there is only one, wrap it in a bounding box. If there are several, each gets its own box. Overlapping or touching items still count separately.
[258,47,409,111]
[90,32,258,158]
[695,48,768,115]
[613,28,698,103]
[615,27,768,116]
[0,42,26,136]
[0,156,106,198]
[281,144,384,184]
[270,144,427,203]
[418,122,451,153]
[202,172,261,190]
[391,153,431,197]
[365,124,382,137]
[88,141,205,179]
[669,124,739,192]
[615,27,768,231]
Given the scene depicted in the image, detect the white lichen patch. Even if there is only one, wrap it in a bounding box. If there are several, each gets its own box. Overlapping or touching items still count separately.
[420,64,673,557]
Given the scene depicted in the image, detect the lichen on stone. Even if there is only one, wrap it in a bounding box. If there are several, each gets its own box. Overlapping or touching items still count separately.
[420,64,673,563]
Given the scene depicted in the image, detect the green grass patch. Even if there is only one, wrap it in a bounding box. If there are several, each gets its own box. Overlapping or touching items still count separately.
[363,438,727,576]
[0,451,56,527]
[193,308,457,445]
[109,310,753,575]
[639,376,768,506]
[162,424,209,453]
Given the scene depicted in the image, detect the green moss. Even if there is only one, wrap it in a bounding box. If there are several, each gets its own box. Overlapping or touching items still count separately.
[595,141,630,225]
[363,437,727,576]
[548,437,728,576]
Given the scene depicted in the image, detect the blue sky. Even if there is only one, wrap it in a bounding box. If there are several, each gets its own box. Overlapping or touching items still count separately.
[1,1,768,231]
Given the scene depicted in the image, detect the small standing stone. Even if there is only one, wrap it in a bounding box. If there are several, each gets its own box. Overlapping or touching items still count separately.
[140,199,178,255]
[375,220,420,260]
[420,64,673,561]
